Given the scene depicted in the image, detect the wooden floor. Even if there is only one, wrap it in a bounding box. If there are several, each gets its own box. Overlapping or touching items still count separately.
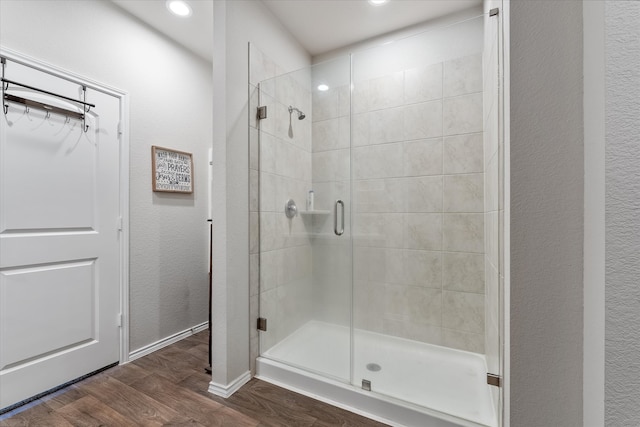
[0,331,388,426]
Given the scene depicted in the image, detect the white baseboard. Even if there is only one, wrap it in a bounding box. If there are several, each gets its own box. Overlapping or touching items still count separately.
[127,322,208,362]
[208,371,252,398]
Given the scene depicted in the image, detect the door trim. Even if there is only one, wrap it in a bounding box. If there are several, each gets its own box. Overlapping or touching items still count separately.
[0,46,131,364]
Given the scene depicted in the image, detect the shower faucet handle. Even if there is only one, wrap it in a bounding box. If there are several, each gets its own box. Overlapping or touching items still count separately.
[285,199,298,219]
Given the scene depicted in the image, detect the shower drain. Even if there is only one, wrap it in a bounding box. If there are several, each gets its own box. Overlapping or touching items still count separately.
[366,363,381,372]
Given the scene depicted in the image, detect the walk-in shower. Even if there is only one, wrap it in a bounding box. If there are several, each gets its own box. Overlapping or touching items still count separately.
[249,8,503,427]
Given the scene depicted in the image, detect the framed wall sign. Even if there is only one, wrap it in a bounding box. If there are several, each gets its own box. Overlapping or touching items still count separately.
[151,146,194,193]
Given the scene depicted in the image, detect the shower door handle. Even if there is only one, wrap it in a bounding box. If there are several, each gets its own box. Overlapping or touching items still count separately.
[334,199,344,236]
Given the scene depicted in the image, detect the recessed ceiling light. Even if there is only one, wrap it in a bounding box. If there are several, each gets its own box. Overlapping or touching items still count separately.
[167,0,192,17]
[368,0,389,5]
[317,84,329,92]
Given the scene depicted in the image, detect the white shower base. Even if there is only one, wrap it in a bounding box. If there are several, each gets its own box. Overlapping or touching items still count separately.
[257,321,496,427]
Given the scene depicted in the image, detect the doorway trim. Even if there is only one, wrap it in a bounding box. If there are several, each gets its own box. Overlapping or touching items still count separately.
[0,46,131,364]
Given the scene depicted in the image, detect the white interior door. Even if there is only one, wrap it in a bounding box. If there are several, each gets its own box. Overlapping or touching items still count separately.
[0,60,122,409]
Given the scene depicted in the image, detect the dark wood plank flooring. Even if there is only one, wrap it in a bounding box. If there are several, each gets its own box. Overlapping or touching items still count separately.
[0,331,388,426]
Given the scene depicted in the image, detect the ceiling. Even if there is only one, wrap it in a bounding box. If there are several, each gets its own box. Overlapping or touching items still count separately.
[110,0,482,61]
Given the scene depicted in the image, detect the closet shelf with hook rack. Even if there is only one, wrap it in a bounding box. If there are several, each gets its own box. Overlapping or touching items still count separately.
[2,56,96,133]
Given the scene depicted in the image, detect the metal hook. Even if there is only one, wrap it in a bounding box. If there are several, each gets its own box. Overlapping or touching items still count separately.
[81,87,90,132]
[3,103,7,115]
[25,105,29,114]
[45,111,51,119]
[81,85,90,113]
[65,116,70,124]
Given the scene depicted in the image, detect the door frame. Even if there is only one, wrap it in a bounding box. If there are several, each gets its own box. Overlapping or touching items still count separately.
[0,46,131,364]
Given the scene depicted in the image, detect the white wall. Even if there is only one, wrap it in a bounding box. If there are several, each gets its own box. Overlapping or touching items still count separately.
[0,0,212,352]
[210,0,310,390]
[604,1,640,424]
[509,1,584,425]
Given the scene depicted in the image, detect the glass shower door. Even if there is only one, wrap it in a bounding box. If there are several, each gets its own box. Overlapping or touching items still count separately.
[255,12,503,425]
[350,14,501,427]
[257,55,353,383]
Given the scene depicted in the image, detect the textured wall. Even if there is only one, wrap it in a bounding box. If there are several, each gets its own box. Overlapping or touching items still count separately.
[605,1,640,424]
[509,1,584,425]
[0,0,212,353]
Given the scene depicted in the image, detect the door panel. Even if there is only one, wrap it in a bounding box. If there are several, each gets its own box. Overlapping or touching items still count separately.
[1,101,97,231]
[1,260,96,368]
[0,59,121,409]
[257,55,353,383]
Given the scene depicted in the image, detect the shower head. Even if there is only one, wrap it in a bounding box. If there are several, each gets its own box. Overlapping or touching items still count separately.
[288,105,306,120]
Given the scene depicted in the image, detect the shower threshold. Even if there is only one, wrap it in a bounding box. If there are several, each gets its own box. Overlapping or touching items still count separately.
[257,321,496,427]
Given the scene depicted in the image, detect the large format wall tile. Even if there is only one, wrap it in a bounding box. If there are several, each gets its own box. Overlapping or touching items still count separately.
[312,117,350,152]
[442,328,484,353]
[259,131,277,174]
[354,280,385,332]
[403,249,442,288]
[312,119,339,152]
[403,138,443,177]
[443,93,483,136]
[442,290,485,334]
[443,213,484,253]
[443,174,484,213]
[370,108,405,145]
[352,113,371,147]
[405,176,443,212]
[353,143,403,179]
[404,101,443,140]
[443,252,485,293]
[312,149,350,182]
[404,213,443,251]
[404,63,443,105]
[369,71,405,111]
[337,85,350,117]
[312,87,339,121]
[352,80,370,114]
[385,285,442,326]
[354,179,406,213]
[443,54,483,97]
[443,133,484,174]
[364,248,442,288]
[383,319,442,345]
[353,213,404,248]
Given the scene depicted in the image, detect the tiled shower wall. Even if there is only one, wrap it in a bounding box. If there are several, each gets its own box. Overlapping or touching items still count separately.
[313,53,486,353]
[308,57,353,327]
[254,45,487,358]
[249,44,313,372]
